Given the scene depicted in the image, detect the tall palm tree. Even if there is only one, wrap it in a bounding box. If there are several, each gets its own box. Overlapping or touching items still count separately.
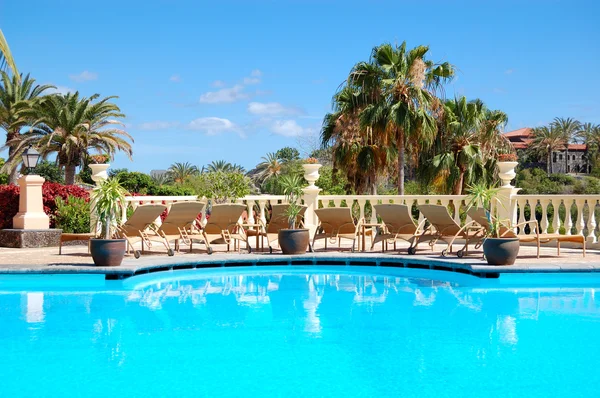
[0,71,54,183]
[552,117,581,173]
[0,29,18,78]
[420,97,509,194]
[528,125,565,175]
[253,152,283,184]
[349,42,455,194]
[321,85,394,194]
[167,162,199,183]
[6,92,133,184]
[578,122,600,171]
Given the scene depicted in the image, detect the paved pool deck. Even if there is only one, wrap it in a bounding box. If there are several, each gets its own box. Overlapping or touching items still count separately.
[0,239,597,279]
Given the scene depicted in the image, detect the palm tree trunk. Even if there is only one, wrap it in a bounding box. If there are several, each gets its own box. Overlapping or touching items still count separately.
[397,130,405,195]
[65,164,77,185]
[565,147,569,173]
[6,128,21,185]
[548,150,552,175]
[453,171,465,195]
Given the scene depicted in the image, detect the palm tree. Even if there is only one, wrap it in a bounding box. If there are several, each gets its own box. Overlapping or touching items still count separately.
[321,85,394,194]
[167,162,199,183]
[6,92,133,184]
[206,160,245,173]
[253,152,283,184]
[552,117,581,173]
[0,29,18,78]
[528,125,565,175]
[420,97,509,194]
[0,72,54,183]
[578,122,600,171]
[349,42,455,194]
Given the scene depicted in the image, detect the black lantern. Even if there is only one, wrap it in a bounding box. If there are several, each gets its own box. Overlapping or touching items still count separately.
[22,146,41,172]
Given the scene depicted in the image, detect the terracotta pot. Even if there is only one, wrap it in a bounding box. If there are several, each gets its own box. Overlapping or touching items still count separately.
[278,229,310,254]
[483,237,520,265]
[90,238,127,266]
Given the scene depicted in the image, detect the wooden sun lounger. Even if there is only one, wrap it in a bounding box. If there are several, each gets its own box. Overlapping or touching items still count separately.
[117,204,172,258]
[198,203,250,254]
[313,207,365,252]
[155,201,206,252]
[410,204,486,257]
[467,207,586,258]
[371,204,426,252]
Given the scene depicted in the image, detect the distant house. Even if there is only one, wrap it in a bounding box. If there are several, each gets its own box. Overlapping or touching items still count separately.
[505,128,589,174]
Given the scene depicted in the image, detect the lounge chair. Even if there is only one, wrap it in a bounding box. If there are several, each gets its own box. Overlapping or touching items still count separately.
[117,204,172,258]
[257,204,308,253]
[410,204,485,257]
[199,203,250,254]
[155,201,206,252]
[371,204,426,252]
[313,207,365,252]
[467,207,586,258]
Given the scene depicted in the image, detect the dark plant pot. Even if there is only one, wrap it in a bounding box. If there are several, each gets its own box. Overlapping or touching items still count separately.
[278,229,310,255]
[483,237,520,265]
[90,238,127,267]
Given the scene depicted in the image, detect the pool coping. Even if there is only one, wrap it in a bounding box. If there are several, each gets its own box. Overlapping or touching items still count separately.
[1,251,598,279]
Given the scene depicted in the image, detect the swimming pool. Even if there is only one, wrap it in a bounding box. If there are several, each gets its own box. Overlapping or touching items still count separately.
[1,266,599,397]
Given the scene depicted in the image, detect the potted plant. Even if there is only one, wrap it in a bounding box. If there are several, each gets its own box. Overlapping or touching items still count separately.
[496,152,518,188]
[302,157,322,189]
[88,154,111,183]
[90,178,128,266]
[466,183,520,265]
[277,174,311,254]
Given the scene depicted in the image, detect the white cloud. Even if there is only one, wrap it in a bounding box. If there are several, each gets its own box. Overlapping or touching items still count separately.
[247,102,303,116]
[137,121,180,130]
[211,80,226,87]
[47,85,75,95]
[243,77,261,85]
[187,117,241,136]
[250,69,262,77]
[199,84,249,104]
[169,74,182,82]
[505,69,515,75]
[69,70,98,82]
[493,87,507,94]
[270,120,310,137]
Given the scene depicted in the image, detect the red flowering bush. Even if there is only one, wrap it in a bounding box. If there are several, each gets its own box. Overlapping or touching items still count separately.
[0,182,89,229]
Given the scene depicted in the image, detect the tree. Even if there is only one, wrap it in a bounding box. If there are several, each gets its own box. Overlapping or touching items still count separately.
[528,125,565,175]
[23,160,64,183]
[552,117,581,173]
[322,85,394,194]
[578,122,600,170]
[167,162,199,183]
[206,160,244,173]
[186,171,251,203]
[275,147,300,162]
[252,152,283,185]
[0,29,18,78]
[0,71,54,183]
[421,97,509,194]
[349,42,455,194]
[5,92,133,184]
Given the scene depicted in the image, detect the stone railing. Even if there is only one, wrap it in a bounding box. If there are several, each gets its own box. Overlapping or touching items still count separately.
[97,161,597,248]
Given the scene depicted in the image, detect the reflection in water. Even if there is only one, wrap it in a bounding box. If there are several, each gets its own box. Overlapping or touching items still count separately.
[1,272,600,397]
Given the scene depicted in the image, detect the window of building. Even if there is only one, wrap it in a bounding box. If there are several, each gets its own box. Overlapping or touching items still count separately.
[559,154,563,160]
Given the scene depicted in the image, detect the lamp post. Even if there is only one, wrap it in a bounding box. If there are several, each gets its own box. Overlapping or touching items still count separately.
[12,146,50,229]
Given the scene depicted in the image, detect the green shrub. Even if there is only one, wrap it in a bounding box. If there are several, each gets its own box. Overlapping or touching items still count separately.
[54,196,91,233]
[24,160,65,183]
[186,171,251,202]
[114,171,155,194]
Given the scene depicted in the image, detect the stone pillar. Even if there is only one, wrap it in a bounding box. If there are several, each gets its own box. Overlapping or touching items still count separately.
[496,161,520,228]
[13,175,50,229]
[302,186,321,236]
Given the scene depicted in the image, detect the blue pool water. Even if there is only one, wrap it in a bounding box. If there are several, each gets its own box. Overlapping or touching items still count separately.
[1,266,599,397]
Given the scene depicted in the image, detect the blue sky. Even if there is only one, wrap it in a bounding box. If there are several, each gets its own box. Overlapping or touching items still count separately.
[2,0,599,172]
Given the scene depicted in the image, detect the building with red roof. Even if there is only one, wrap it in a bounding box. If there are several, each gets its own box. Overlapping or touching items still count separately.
[504,128,589,174]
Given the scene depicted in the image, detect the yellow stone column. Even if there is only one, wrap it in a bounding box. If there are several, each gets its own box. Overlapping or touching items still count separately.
[13,175,50,229]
